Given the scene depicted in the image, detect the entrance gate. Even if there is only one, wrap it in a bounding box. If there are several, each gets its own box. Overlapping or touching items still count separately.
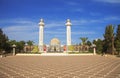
[48,38,62,52]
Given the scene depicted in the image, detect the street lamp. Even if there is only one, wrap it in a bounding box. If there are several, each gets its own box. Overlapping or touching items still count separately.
[92,44,96,55]
[12,44,16,56]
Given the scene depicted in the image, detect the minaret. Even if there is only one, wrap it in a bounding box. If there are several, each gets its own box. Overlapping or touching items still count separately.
[65,19,72,50]
[39,19,45,52]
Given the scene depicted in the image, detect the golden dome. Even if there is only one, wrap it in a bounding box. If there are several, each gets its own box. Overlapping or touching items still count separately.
[50,38,60,45]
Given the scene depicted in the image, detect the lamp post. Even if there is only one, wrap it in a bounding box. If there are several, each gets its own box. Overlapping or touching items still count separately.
[12,44,16,56]
[92,44,96,55]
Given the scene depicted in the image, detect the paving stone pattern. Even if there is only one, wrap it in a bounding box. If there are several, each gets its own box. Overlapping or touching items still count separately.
[0,55,120,78]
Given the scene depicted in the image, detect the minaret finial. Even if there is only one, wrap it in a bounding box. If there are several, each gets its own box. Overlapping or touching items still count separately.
[66,19,72,26]
[67,19,70,22]
[39,18,45,26]
[40,18,44,22]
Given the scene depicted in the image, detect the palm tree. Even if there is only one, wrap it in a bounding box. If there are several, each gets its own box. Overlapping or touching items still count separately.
[27,40,34,52]
[80,37,88,45]
[80,37,88,52]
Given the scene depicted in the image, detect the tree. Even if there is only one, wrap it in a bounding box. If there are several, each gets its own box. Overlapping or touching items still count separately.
[80,37,88,52]
[27,40,34,52]
[103,25,115,54]
[8,40,17,45]
[93,39,103,54]
[0,28,9,53]
[80,37,88,45]
[86,40,92,46]
[16,41,25,52]
[8,40,25,53]
[115,25,120,55]
[8,40,17,52]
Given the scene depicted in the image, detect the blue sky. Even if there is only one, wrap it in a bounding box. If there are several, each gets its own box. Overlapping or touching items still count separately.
[0,0,120,45]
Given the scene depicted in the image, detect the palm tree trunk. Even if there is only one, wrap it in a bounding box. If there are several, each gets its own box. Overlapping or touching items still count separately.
[112,36,114,55]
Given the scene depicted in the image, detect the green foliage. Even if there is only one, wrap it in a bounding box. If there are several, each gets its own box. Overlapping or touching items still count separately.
[7,40,17,52]
[27,40,34,46]
[86,40,92,46]
[93,39,103,54]
[16,41,25,52]
[0,28,9,53]
[31,46,39,53]
[8,40,25,52]
[115,25,120,55]
[7,40,35,53]
[68,45,74,51]
[103,25,115,54]
[68,52,80,54]
[68,51,93,54]
[27,40,34,52]
[80,37,88,45]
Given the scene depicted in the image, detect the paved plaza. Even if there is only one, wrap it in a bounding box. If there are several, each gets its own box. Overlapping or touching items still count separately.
[0,55,120,78]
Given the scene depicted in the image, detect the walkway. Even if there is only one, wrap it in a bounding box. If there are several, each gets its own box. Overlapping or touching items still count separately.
[0,55,120,78]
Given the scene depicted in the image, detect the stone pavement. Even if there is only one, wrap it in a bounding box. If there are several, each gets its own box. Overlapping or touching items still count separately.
[0,55,120,78]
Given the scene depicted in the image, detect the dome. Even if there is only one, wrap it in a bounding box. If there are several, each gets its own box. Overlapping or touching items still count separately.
[50,38,60,45]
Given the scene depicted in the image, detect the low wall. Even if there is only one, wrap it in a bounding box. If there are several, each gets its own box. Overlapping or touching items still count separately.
[16,53,94,56]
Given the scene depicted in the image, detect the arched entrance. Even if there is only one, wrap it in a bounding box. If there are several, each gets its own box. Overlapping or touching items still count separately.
[49,38,61,52]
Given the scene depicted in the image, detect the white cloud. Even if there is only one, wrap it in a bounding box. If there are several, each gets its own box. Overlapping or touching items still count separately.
[70,8,84,12]
[0,18,36,24]
[72,16,120,26]
[90,12,101,16]
[3,25,37,32]
[67,1,78,6]
[45,31,65,34]
[72,19,102,26]
[2,19,67,44]
[2,16,119,44]
[62,1,84,13]
[93,0,120,4]
[2,19,38,44]
[104,16,120,21]
[45,22,64,28]
[72,31,96,35]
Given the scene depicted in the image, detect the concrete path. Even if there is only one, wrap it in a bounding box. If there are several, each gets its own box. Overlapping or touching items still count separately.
[0,55,120,78]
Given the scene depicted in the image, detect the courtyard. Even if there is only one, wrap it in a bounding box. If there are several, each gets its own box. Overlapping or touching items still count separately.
[0,55,120,78]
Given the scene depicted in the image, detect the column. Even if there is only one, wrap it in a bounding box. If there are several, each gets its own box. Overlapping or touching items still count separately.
[39,19,45,52]
[65,19,72,52]
[12,44,16,56]
[93,47,96,55]
[92,44,96,55]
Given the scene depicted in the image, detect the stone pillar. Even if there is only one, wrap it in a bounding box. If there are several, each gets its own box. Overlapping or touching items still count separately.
[39,19,45,52]
[92,44,96,55]
[65,19,72,52]
[12,44,16,56]
[93,47,96,55]
[13,48,15,56]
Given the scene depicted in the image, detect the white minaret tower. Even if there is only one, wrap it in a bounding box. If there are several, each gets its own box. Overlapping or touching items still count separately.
[65,19,72,48]
[39,19,45,52]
